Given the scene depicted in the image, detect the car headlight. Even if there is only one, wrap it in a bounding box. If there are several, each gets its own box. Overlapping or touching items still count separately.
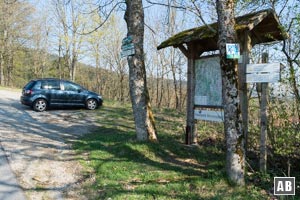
[98,95,102,100]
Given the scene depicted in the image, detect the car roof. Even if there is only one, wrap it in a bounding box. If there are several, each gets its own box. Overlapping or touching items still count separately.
[32,78,67,82]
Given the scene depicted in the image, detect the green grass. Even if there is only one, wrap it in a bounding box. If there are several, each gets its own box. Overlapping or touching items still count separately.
[73,100,268,199]
[0,86,21,92]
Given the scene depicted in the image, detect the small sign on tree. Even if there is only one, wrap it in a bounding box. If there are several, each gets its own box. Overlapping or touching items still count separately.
[226,43,240,59]
[121,36,135,57]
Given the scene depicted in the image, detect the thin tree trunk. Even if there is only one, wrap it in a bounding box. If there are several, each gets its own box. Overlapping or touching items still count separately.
[0,53,4,86]
[171,62,179,109]
[156,66,160,107]
[124,0,157,141]
[216,0,245,185]
[6,48,13,87]
[95,48,102,93]
[119,73,125,102]
[166,77,171,108]
[288,61,300,120]
[179,67,183,111]
[58,38,62,79]
[282,39,300,123]
[158,70,164,108]
[71,54,77,81]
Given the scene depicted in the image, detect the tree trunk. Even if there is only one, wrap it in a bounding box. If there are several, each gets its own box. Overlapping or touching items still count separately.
[288,60,300,120]
[156,66,160,107]
[6,48,13,87]
[124,0,157,141]
[70,53,77,81]
[216,0,245,185]
[0,53,4,86]
[171,62,179,109]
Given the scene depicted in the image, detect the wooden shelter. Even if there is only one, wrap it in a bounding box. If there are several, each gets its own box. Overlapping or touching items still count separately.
[157,9,287,145]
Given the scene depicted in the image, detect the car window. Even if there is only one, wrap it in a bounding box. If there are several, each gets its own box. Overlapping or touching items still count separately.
[24,80,36,90]
[63,82,81,91]
[41,80,60,90]
[32,81,41,89]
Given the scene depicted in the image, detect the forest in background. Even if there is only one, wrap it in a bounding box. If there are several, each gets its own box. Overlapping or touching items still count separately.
[0,0,299,181]
[0,0,188,110]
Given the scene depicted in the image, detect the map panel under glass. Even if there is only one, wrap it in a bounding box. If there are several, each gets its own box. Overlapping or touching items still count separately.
[195,56,222,107]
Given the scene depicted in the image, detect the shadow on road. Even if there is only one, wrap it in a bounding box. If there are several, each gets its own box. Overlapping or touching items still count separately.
[0,90,99,199]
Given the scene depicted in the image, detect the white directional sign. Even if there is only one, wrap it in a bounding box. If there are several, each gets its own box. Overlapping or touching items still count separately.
[246,63,282,83]
[194,110,224,122]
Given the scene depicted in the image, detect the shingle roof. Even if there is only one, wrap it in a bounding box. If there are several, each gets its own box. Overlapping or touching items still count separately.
[157,9,287,51]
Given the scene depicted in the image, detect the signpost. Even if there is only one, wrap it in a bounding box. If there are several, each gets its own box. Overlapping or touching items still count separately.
[246,63,282,83]
[246,54,284,173]
[121,36,135,58]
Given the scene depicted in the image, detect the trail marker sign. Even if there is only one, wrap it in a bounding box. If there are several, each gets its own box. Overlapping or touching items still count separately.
[121,36,135,57]
[226,43,240,59]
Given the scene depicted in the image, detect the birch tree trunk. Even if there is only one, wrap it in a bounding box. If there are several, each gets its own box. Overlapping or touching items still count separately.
[124,0,158,141]
[216,0,245,185]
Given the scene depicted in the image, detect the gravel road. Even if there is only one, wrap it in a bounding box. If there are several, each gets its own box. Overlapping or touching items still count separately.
[0,89,99,199]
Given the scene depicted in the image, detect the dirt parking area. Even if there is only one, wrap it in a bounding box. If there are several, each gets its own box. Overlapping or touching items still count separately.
[0,89,99,199]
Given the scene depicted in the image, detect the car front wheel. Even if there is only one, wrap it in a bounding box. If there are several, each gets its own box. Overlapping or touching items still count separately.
[33,99,47,112]
[86,99,98,110]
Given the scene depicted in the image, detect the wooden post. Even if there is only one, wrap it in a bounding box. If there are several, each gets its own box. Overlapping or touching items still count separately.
[259,53,268,173]
[185,45,196,145]
[238,32,251,155]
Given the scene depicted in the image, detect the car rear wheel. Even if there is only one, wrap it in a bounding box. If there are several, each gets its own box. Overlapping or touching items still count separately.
[33,99,47,112]
[86,99,98,110]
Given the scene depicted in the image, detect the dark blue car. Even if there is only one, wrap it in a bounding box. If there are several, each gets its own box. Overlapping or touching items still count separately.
[21,78,103,112]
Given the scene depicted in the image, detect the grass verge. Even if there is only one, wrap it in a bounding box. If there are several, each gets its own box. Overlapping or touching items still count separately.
[73,101,268,199]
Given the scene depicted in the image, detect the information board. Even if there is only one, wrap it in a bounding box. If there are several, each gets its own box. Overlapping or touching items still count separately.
[194,56,222,107]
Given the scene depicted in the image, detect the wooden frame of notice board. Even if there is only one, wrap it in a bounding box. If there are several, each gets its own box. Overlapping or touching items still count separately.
[194,55,224,122]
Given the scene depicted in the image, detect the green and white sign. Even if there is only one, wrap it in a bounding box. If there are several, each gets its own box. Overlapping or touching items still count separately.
[121,36,135,58]
[226,43,240,59]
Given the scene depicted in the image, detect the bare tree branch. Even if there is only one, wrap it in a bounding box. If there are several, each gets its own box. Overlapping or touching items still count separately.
[85,1,124,35]
[190,0,216,33]
[145,0,216,32]
[145,0,187,10]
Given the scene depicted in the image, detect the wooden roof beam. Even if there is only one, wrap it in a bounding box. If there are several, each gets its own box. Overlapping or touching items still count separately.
[175,44,189,58]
